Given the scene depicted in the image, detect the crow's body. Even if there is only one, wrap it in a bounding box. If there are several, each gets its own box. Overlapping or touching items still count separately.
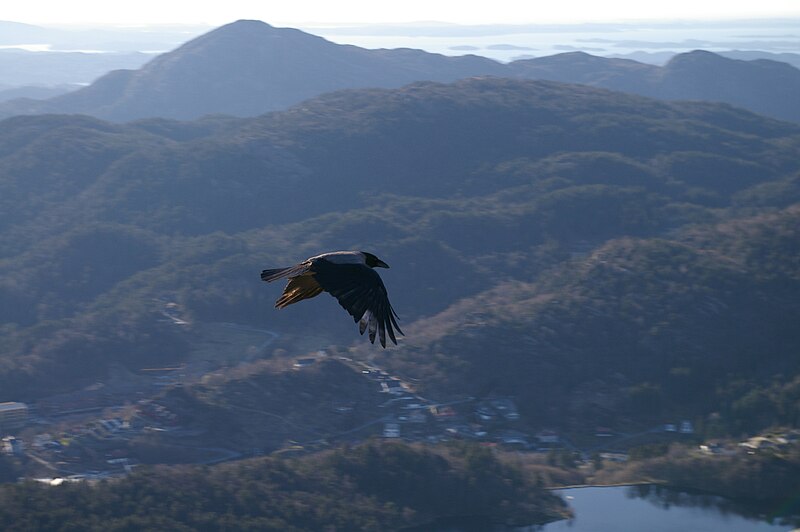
[261,251,402,347]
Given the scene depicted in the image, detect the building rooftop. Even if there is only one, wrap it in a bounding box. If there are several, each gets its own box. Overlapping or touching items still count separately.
[0,402,27,413]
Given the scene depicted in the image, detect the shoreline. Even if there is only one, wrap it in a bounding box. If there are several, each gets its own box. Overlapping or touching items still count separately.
[546,481,658,490]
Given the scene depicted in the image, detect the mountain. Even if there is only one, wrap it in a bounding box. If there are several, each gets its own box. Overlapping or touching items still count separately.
[508,52,659,93]
[2,20,799,123]
[0,77,799,433]
[0,20,504,121]
[720,50,800,70]
[610,50,800,70]
[0,84,76,103]
[510,50,800,123]
[653,51,800,122]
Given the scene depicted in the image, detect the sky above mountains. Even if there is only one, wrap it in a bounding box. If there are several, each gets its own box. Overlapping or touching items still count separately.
[6,0,800,25]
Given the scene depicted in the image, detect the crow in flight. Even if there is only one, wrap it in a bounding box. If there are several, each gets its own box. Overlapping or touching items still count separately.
[261,251,402,347]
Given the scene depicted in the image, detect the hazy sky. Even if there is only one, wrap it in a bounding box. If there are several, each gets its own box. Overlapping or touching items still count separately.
[5,0,799,26]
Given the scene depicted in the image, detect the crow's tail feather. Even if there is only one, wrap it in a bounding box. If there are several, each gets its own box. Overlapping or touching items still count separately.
[261,262,311,282]
[261,267,293,282]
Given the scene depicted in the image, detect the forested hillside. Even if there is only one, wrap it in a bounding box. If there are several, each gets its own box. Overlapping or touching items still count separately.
[0,442,567,530]
[1,77,799,432]
[371,206,800,430]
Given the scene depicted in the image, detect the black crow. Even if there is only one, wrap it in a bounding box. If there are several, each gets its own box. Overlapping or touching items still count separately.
[261,251,403,347]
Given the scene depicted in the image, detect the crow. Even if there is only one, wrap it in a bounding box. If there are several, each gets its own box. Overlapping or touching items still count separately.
[261,251,402,347]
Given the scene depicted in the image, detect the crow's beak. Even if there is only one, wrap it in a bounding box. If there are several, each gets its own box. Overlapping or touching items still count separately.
[376,259,389,268]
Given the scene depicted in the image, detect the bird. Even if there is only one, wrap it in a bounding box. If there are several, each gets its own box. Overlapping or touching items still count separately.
[260,251,403,347]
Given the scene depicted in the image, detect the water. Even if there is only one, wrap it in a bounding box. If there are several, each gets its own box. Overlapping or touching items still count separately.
[533,485,798,532]
[311,19,800,63]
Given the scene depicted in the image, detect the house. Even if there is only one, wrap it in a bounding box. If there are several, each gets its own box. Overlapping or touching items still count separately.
[698,443,736,456]
[380,379,405,395]
[445,424,481,439]
[699,443,719,455]
[407,410,427,423]
[496,430,529,449]
[600,452,628,462]
[474,404,496,422]
[2,436,24,456]
[739,437,774,453]
[383,423,400,438]
[99,418,124,433]
[0,402,28,432]
[430,405,457,421]
[783,430,800,443]
[536,429,560,444]
[739,436,787,453]
[490,398,520,420]
[32,434,53,449]
[293,358,316,368]
[595,427,613,437]
[679,420,694,434]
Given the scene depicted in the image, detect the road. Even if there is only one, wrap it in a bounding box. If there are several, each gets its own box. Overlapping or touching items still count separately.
[220,322,280,360]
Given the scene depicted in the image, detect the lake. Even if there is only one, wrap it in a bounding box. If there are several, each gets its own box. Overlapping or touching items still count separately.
[431,484,798,531]
[533,485,797,532]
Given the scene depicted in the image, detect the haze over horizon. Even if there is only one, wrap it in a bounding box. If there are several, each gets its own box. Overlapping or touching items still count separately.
[1,10,797,67]
[3,0,799,26]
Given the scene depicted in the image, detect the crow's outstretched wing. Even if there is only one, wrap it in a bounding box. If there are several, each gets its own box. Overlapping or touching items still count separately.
[311,262,402,347]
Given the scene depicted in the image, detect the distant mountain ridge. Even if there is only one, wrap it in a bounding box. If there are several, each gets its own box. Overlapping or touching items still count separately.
[0,20,504,121]
[511,50,800,122]
[0,20,798,123]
